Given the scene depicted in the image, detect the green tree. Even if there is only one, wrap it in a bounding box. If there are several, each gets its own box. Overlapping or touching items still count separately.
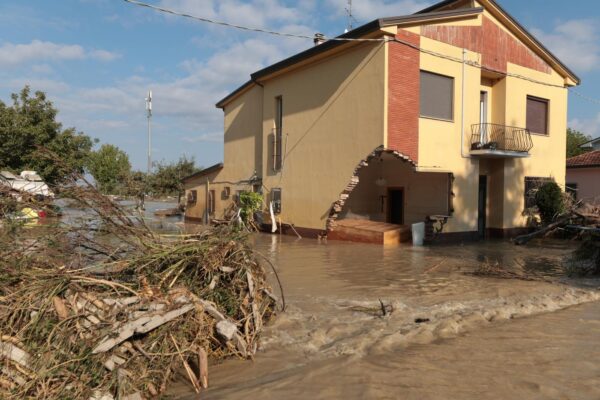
[87,144,132,194]
[0,86,94,184]
[150,156,200,200]
[535,181,564,225]
[566,128,592,158]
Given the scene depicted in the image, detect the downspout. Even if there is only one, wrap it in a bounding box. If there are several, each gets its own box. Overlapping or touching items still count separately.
[461,48,469,159]
[205,178,210,224]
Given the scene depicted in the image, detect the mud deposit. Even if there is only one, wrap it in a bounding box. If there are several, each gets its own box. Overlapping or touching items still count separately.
[171,236,600,400]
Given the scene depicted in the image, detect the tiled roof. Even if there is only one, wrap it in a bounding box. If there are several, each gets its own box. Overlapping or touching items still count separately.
[567,150,600,168]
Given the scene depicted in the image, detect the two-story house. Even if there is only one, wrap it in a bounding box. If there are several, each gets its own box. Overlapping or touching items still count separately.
[184,0,579,243]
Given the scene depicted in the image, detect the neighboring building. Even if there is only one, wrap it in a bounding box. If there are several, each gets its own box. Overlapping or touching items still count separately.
[566,151,600,202]
[580,137,600,151]
[184,0,579,243]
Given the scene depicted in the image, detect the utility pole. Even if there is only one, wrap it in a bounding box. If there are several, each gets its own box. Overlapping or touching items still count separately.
[345,0,354,32]
[145,90,152,174]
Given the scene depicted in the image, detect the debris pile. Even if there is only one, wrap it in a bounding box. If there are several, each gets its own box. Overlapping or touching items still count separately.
[0,173,279,399]
[514,200,600,276]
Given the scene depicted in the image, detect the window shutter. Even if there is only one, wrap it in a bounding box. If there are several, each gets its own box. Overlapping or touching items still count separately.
[420,71,454,120]
[526,96,548,135]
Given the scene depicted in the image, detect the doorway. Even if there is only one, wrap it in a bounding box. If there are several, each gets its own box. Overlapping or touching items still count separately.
[387,188,404,225]
[478,175,487,238]
[480,91,488,143]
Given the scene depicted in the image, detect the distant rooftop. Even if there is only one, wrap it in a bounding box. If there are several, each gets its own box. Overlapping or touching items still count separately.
[567,150,600,168]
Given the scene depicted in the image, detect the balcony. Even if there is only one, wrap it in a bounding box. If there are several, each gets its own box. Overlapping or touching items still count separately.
[469,123,533,158]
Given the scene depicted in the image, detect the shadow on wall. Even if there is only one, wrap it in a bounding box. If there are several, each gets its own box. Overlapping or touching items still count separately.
[325,147,416,229]
[327,146,529,235]
[338,153,450,225]
[449,157,527,234]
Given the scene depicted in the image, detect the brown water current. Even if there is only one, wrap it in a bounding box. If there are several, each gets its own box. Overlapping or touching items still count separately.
[171,235,600,400]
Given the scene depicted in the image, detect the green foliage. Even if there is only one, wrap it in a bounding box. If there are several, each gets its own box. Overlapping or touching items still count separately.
[566,128,592,158]
[534,181,564,224]
[0,86,95,184]
[125,170,150,198]
[87,144,132,194]
[238,191,263,224]
[149,156,199,198]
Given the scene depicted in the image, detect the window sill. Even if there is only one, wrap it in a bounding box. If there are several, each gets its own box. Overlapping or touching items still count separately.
[420,115,455,123]
[529,132,549,137]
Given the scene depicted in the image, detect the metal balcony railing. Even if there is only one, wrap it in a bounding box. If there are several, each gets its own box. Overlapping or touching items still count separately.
[470,123,533,153]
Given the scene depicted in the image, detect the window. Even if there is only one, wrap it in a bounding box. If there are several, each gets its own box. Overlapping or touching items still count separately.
[526,96,549,135]
[524,177,552,209]
[420,70,454,121]
[271,188,282,214]
[208,189,216,214]
[273,96,283,171]
[223,186,231,199]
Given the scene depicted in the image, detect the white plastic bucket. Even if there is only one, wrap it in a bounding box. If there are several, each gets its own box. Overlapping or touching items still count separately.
[411,222,425,246]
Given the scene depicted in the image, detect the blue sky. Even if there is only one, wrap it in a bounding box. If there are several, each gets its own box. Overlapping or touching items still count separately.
[1,0,599,170]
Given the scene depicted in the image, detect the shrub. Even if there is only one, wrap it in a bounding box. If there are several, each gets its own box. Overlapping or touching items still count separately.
[534,181,564,224]
[238,191,263,224]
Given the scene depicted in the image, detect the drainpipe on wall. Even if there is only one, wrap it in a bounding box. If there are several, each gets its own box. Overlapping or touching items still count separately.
[205,178,210,224]
[461,48,470,159]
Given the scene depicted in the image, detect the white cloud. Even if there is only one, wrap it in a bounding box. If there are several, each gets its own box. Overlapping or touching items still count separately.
[324,0,431,22]
[31,64,54,74]
[569,113,600,139]
[182,133,223,143]
[158,0,305,28]
[90,49,121,62]
[0,40,120,67]
[9,33,308,151]
[531,19,600,73]
[5,78,70,93]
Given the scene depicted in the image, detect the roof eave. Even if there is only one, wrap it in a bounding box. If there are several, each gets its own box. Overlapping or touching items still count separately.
[566,164,600,169]
[216,7,485,109]
[183,163,224,182]
[215,80,254,109]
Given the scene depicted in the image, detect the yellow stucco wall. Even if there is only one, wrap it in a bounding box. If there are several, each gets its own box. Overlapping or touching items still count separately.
[183,169,222,221]
[416,20,569,232]
[185,4,572,235]
[184,86,265,221]
[417,37,481,232]
[186,42,387,229]
[501,64,567,228]
[258,42,387,229]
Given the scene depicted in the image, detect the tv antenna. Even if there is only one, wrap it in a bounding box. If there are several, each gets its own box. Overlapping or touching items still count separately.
[345,0,356,32]
[145,90,152,174]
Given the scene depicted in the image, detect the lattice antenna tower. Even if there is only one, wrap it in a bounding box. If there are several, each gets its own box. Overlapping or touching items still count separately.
[345,0,356,32]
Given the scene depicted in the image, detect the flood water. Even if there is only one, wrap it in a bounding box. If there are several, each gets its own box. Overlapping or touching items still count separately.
[170,234,600,400]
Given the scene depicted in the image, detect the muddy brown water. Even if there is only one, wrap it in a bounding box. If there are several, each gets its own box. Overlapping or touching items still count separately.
[169,234,600,400]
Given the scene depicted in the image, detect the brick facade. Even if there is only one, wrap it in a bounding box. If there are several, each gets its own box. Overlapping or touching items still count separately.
[387,30,420,162]
[421,16,551,74]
